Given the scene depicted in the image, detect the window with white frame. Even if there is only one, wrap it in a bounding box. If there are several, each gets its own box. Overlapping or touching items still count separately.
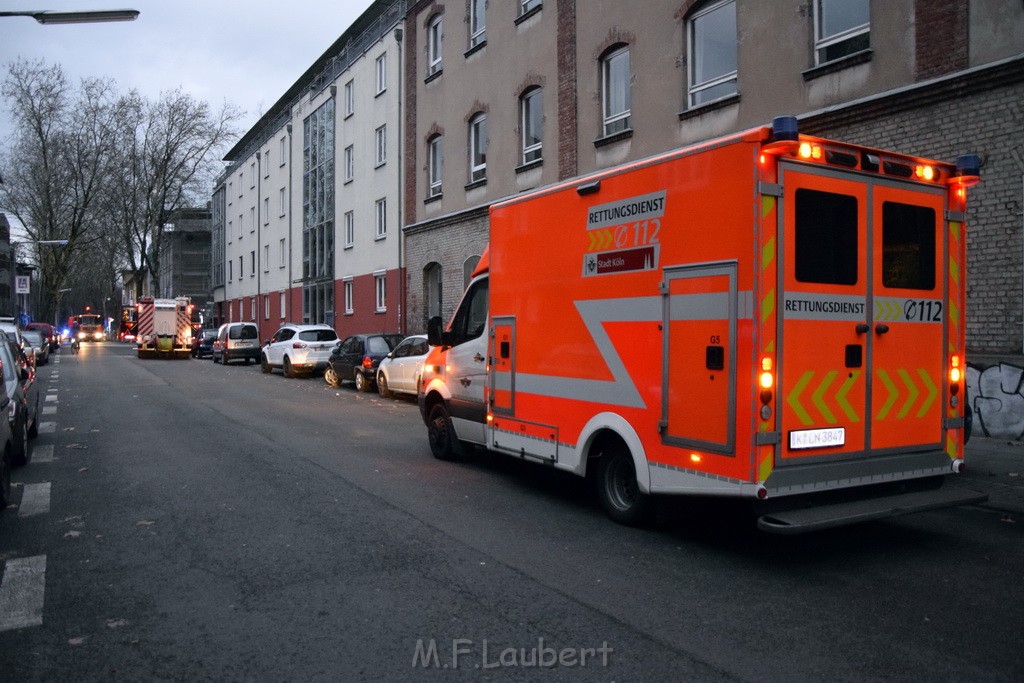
[239,173,244,195]
[469,0,486,47]
[250,250,256,276]
[520,0,541,15]
[279,187,286,215]
[239,256,243,279]
[375,125,386,167]
[228,259,233,281]
[263,244,269,272]
[375,54,387,94]
[280,291,286,319]
[375,198,387,239]
[279,136,286,165]
[264,294,270,320]
[238,214,243,239]
[687,0,737,107]
[250,163,256,187]
[279,238,286,268]
[520,87,542,164]
[375,272,387,312]
[228,220,233,244]
[344,79,354,117]
[264,149,270,176]
[601,45,631,136]
[250,207,256,232]
[814,0,869,65]
[468,113,487,183]
[427,14,443,76]
[344,210,355,248]
[428,134,443,197]
[250,297,256,320]
[344,279,354,314]
[344,145,354,183]
[263,197,269,224]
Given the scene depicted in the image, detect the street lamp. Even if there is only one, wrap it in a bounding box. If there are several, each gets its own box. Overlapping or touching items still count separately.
[0,9,139,24]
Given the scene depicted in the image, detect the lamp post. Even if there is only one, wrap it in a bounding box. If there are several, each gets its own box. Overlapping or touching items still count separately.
[0,9,139,24]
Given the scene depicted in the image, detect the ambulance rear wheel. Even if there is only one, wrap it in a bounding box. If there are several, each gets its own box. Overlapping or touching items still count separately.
[427,403,459,461]
[597,445,651,526]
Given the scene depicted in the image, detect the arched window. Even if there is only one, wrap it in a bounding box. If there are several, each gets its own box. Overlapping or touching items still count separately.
[468,113,487,182]
[427,134,443,197]
[600,45,631,136]
[424,262,443,321]
[463,255,480,288]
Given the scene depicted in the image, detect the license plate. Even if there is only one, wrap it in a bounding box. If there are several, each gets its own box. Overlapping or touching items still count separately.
[789,427,846,450]
[235,342,252,348]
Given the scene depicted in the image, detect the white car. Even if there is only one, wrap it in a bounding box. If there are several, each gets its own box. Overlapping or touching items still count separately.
[261,323,339,378]
[376,334,429,398]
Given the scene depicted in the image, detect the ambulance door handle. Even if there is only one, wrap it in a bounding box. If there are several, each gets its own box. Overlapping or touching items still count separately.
[855,323,870,334]
[473,353,486,363]
[875,324,890,335]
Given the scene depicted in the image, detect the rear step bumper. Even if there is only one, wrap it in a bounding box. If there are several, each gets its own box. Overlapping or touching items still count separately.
[757,487,989,534]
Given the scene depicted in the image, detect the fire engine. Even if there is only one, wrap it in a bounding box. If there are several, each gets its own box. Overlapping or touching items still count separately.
[419,116,986,533]
[136,296,193,359]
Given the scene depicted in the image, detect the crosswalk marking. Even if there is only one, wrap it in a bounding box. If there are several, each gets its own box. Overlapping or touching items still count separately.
[18,482,51,517]
[42,406,56,416]
[38,422,56,435]
[44,394,58,403]
[0,555,47,631]
[32,444,54,463]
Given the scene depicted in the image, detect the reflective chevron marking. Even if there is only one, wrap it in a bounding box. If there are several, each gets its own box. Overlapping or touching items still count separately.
[787,371,815,426]
[876,367,939,420]
[897,369,920,419]
[811,370,838,424]
[835,371,860,423]
[586,227,613,251]
[916,368,938,417]
[876,369,899,420]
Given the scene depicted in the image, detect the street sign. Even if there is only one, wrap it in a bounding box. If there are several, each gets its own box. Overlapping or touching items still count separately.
[15,275,30,294]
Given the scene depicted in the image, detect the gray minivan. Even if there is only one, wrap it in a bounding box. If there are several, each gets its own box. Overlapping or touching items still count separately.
[212,322,261,365]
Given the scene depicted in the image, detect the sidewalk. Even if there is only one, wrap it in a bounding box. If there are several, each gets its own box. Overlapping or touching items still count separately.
[956,436,1024,515]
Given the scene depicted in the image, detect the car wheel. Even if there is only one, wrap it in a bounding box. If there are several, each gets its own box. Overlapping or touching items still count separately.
[284,357,296,378]
[0,449,10,508]
[261,354,271,374]
[12,415,29,467]
[324,367,340,388]
[377,372,393,399]
[596,441,652,526]
[355,370,370,393]
[427,402,461,460]
[28,401,38,439]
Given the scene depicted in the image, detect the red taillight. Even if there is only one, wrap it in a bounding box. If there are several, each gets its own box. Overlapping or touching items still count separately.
[292,342,307,349]
[362,356,373,369]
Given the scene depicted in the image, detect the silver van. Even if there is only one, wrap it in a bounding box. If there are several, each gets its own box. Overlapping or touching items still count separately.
[212,322,260,365]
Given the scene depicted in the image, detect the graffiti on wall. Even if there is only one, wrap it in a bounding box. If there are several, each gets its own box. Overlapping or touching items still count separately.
[967,363,1024,440]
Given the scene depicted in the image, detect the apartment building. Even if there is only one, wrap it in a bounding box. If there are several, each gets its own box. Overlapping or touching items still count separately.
[402,0,1024,354]
[155,207,212,307]
[213,0,405,342]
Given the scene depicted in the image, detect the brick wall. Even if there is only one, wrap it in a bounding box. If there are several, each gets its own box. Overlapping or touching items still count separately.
[803,57,1024,355]
[914,0,968,81]
[556,0,578,181]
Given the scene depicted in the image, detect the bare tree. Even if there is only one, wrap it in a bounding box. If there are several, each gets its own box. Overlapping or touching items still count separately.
[0,59,121,324]
[103,89,241,299]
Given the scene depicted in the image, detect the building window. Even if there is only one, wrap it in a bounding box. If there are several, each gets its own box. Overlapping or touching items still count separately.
[344,79,354,117]
[251,297,256,320]
[344,279,354,314]
[469,0,486,47]
[250,163,256,188]
[263,197,270,224]
[228,259,233,282]
[250,250,256,276]
[250,207,256,232]
[375,272,387,312]
[279,238,286,268]
[344,210,355,248]
[468,113,487,183]
[428,134,443,197]
[344,144,354,183]
[238,174,243,196]
[814,0,870,65]
[228,220,233,244]
[279,187,286,216]
[375,125,387,167]
[520,87,542,164]
[375,198,387,239]
[263,244,270,273]
[264,149,270,176]
[280,291,287,319]
[302,99,336,297]
[424,262,442,320]
[239,256,243,280]
[238,215,243,239]
[687,0,737,107]
[279,136,287,165]
[427,14,443,76]
[601,45,631,136]
[520,0,541,16]
[264,294,270,320]
[375,54,387,94]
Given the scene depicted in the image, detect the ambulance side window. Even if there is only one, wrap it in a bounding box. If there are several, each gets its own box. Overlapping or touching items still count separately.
[449,278,489,346]
[794,189,858,285]
[881,202,936,290]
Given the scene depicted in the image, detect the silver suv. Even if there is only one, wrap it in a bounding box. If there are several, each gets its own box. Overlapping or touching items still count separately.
[260,323,338,378]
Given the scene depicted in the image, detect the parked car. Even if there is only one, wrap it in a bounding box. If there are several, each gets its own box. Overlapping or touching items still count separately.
[261,323,339,377]
[211,322,261,365]
[326,333,404,391]
[20,329,49,366]
[0,317,25,351]
[25,322,59,351]
[376,334,429,398]
[0,373,13,509]
[0,330,39,468]
[191,328,219,358]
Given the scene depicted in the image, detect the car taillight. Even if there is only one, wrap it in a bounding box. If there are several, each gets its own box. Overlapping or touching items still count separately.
[292,342,307,349]
[362,356,373,369]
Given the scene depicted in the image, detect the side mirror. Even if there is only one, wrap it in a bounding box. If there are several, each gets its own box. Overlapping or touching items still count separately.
[427,316,445,347]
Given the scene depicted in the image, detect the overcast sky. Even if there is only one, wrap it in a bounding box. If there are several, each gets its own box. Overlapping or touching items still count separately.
[0,0,374,143]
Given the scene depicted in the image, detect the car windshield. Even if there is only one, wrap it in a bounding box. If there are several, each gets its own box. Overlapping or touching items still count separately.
[230,326,257,340]
[367,336,401,354]
[299,330,338,342]
[23,332,43,346]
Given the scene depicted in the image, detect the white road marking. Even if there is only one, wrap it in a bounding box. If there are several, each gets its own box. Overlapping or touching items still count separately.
[44,395,58,403]
[38,422,56,434]
[18,483,51,517]
[32,444,54,463]
[42,406,56,416]
[0,555,47,631]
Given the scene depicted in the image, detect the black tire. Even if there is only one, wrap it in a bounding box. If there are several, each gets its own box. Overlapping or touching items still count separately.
[377,372,393,398]
[0,450,10,509]
[355,370,370,393]
[261,354,272,374]
[324,367,340,388]
[427,402,460,460]
[596,442,652,526]
[12,415,29,467]
[284,357,296,378]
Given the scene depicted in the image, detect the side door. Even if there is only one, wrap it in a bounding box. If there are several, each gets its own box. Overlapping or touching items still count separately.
[445,277,489,445]
[388,338,414,390]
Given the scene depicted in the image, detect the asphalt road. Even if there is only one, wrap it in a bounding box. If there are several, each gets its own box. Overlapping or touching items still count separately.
[1,342,1021,681]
